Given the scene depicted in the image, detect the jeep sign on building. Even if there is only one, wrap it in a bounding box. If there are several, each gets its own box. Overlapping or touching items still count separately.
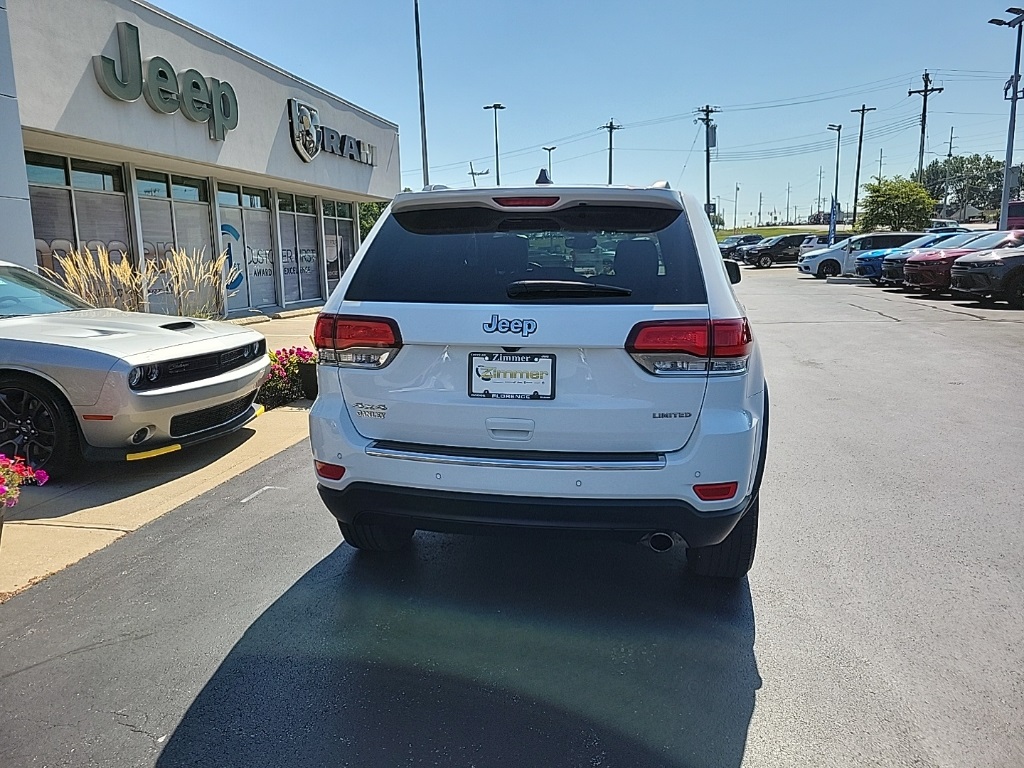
[1,0,399,313]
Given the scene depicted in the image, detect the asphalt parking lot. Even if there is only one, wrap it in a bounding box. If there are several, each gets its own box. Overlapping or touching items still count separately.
[0,265,1022,767]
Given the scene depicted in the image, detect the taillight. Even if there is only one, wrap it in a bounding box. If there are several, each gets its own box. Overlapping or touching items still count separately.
[694,482,738,501]
[626,318,752,375]
[314,314,402,369]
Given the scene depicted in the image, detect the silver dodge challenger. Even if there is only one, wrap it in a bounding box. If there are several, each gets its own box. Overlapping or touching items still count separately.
[0,260,270,476]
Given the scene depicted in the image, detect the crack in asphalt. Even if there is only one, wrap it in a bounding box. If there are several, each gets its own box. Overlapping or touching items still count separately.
[112,710,164,746]
[0,633,156,681]
[847,303,902,322]
[4,521,132,533]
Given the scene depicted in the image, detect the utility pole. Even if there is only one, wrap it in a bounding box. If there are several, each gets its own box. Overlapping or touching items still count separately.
[990,11,1024,230]
[733,182,739,230]
[786,182,791,224]
[483,103,506,184]
[850,104,876,226]
[468,161,489,187]
[600,119,622,184]
[878,148,884,180]
[757,192,763,226]
[909,70,943,183]
[696,105,721,215]
[942,127,955,214]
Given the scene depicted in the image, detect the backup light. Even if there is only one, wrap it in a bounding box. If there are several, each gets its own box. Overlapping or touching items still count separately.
[626,318,752,376]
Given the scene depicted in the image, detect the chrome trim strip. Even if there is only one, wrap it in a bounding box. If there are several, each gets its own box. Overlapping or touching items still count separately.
[364,445,666,471]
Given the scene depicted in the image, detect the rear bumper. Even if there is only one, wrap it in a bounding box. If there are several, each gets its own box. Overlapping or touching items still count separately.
[318,482,755,547]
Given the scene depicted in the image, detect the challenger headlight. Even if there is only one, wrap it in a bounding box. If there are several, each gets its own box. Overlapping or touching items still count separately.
[128,367,144,389]
[146,365,161,383]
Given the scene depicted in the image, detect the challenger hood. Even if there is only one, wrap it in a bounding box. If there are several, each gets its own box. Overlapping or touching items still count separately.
[0,309,260,361]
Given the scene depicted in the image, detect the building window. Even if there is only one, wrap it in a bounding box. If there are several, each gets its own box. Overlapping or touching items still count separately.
[278,194,322,303]
[136,170,213,262]
[217,182,277,310]
[322,198,356,293]
[24,151,130,273]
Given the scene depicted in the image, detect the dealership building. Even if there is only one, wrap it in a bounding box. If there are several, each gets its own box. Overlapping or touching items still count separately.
[0,0,399,314]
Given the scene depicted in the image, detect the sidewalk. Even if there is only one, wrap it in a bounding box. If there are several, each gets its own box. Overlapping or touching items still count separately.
[0,313,321,601]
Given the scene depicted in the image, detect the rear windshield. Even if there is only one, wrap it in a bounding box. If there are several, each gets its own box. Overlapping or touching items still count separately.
[345,204,708,305]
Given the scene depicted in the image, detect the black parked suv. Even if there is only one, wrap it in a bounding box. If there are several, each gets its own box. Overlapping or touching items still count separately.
[719,233,763,259]
[950,246,1024,308]
[742,233,809,268]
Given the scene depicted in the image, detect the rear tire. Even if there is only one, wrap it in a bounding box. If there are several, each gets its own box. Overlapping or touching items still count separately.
[757,255,773,268]
[338,520,414,552]
[686,497,759,579]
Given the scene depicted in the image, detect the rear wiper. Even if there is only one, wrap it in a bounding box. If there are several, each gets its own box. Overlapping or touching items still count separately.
[506,280,632,299]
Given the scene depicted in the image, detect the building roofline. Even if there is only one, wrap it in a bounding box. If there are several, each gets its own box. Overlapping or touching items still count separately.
[126,0,399,130]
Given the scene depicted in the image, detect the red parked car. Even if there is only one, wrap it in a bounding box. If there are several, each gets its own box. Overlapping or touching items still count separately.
[903,230,1024,292]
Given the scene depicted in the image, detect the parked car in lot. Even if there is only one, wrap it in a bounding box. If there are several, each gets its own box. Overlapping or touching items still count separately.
[0,261,269,475]
[950,247,1024,307]
[798,232,923,278]
[880,231,988,285]
[903,230,1024,293]
[800,234,831,254]
[742,233,809,268]
[854,232,959,284]
[719,233,763,259]
[310,183,769,579]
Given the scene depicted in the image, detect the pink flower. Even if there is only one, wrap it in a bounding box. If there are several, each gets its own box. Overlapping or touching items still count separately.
[34,470,48,486]
[5,497,16,508]
[0,485,7,496]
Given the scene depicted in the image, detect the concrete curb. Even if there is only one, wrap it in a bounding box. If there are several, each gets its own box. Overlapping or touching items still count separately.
[227,306,323,325]
[827,276,871,285]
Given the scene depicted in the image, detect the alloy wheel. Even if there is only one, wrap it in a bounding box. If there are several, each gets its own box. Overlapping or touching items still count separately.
[0,387,57,469]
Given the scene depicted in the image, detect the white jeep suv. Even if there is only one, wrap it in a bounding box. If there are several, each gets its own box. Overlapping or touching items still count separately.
[309,183,769,579]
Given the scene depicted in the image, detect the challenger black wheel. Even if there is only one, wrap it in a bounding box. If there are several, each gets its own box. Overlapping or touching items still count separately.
[0,375,78,477]
[1007,276,1024,310]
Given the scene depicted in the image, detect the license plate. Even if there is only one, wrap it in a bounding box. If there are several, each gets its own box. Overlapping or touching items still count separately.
[469,353,555,400]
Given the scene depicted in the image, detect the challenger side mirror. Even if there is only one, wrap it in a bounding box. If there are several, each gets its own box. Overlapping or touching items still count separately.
[725,259,741,284]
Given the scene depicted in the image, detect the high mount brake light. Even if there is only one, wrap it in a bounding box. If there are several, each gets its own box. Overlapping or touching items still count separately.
[626,319,752,375]
[492,196,560,207]
[314,314,402,369]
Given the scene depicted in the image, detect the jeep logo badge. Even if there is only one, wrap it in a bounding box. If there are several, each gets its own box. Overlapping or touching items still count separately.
[482,314,538,337]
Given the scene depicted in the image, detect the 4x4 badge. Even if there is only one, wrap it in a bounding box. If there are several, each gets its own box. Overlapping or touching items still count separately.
[482,314,538,337]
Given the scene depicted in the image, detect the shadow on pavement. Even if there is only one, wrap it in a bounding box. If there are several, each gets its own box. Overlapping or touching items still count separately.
[157,535,761,768]
[6,427,256,522]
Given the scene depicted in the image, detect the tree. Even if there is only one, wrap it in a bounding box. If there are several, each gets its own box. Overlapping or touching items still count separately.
[358,201,388,237]
[857,176,936,232]
[709,212,725,230]
[919,153,1011,216]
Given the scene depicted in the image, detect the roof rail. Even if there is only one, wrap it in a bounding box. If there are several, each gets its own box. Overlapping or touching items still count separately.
[650,180,671,189]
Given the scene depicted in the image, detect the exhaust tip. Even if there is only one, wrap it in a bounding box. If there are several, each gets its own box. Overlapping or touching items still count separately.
[647,532,675,553]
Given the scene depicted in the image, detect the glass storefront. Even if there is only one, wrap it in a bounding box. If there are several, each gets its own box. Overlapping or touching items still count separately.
[218,184,277,309]
[23,150,360,313]
[278,192,322,303]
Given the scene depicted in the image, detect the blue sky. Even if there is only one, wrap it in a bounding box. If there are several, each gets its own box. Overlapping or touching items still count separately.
[152,0,1020,225]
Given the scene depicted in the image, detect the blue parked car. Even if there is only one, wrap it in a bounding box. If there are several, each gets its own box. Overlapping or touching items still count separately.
[855,232,959,284]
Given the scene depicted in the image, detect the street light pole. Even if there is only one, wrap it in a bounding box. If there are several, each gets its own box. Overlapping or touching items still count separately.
[828,123,842,242]
[990,9,1024,230]
[543,146,556,179]
[413,0,430,188]
[483,103,505,185]
[733,183,739,230]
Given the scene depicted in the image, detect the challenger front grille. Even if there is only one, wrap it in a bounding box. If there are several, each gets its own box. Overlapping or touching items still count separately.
[169,392,257,437]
